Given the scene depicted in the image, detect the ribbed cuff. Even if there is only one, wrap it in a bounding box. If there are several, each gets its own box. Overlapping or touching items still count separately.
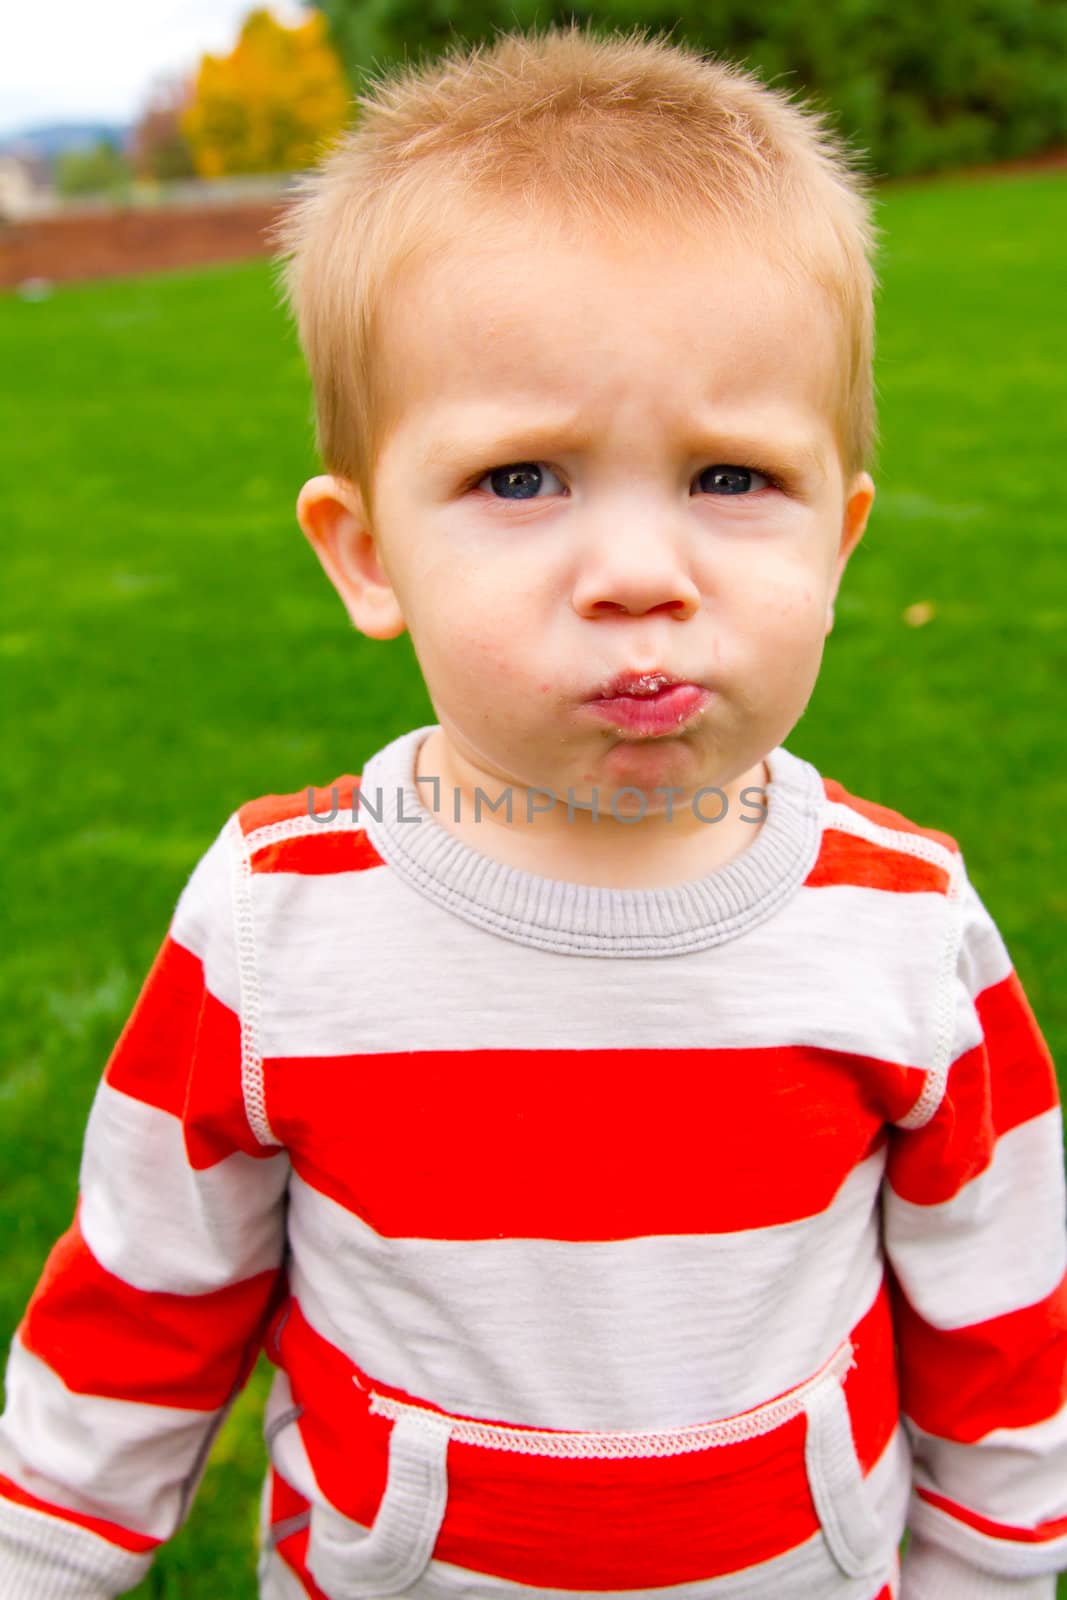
[0,1495,153,1599]
[901,1537,1058,1600]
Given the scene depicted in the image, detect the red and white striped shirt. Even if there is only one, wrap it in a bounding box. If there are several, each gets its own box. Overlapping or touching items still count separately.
[1,725,1065,1600]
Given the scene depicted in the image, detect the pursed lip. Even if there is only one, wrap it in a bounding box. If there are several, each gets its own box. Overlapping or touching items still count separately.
[588,669,701,701]
[581,671,713,737]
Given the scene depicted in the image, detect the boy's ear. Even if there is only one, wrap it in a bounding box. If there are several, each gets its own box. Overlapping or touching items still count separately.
[295,475,407,640]
[826,471,876,636]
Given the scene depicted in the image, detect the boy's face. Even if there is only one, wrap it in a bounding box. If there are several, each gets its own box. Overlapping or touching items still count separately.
[298,219,874,834]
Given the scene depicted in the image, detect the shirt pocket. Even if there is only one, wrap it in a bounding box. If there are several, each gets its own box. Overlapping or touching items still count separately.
[306,1408,451,1599]
[304,1332,886,1599]
[803,1353,885,1578]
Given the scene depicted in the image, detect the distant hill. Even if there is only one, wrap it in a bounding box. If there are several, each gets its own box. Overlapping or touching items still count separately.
[0,122,133,162]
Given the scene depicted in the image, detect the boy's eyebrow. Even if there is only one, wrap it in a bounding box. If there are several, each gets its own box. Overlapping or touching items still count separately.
[421,417,826,477]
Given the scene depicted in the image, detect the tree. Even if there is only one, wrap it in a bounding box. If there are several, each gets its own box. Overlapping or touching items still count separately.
[182,7,351,178]
[314,0,596,100]
[54,139,131,200]
[309,0,1067,182]
[131,75,198,182]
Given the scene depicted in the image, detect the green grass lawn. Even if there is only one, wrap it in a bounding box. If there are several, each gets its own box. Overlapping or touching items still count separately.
[1,167,1064,1595]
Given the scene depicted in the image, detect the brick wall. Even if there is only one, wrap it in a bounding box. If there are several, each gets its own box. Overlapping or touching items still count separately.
[0,200,288,290]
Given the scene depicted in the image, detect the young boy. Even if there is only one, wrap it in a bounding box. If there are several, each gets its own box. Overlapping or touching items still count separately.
[1,22,1064,1600]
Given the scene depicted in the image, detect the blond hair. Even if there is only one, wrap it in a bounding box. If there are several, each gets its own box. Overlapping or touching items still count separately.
[270,22,881,517]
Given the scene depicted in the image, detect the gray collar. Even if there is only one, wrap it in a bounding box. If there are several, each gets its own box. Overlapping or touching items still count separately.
[357,725,824,957]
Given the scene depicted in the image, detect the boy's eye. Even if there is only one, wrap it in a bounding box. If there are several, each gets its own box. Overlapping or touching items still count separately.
[475,462,564,500]
[694,465,774,496]
[472,461,777,500]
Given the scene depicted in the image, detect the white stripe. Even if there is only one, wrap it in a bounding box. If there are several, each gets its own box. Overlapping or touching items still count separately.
[252,870,950,1066]
[0,1338,215,1542]
[260,1423,909,1600]
[168,824,242,1015]
[261,1552,314,1600]
[266,1368,322,1505]
[884,1110,1067,1329]
[79,1081,289,1294]
[907,1396,1067,1526]
[286,1155,887,1431]
[0,1494,154,1596]
[956,873,1014,1002]
[907,1486,1067,1577]
[368,1337,854,1457]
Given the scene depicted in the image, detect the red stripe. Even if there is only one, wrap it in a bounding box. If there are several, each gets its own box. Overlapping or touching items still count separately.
[887,971,1060,1205]
[267,1043,918,1239]
[103,935,268,1167]
[269,1464,310,1528]
[104,936,208,1120]
[0,1472,160,1554]
[805,829,951,894]
[821,779,959,853]
[249,829,385,875]
[22,1214,280,1409]
[915,1486,1067,1543]
[238,777,361,836]
[978,972,1060,1129]
[889,1263,1067,1439]
[274,1283,896,1590]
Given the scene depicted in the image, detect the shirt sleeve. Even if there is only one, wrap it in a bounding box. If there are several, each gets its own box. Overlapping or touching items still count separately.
[883,856,1067,1599]
[0,818,290,1599]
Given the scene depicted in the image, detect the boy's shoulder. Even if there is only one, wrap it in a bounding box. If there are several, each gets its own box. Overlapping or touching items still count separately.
[225,772,386,877]
[809,763,963,897]
[817,771,960,854]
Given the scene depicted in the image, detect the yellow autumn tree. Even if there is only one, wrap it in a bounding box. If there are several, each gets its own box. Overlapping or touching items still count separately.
[182,8,350,178]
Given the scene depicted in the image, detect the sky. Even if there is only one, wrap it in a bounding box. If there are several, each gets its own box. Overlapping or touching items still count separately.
[1,1,312,138]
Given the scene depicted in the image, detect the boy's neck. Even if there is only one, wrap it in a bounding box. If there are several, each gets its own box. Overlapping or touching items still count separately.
[413,727,770,890]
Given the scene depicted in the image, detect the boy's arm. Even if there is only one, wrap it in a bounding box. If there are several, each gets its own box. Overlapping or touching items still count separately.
[0,819,290,1599]
[884,859,1067,1600]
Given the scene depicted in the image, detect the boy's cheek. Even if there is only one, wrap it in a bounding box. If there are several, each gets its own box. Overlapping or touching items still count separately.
[419,623,523,694]
[741,571,822,628]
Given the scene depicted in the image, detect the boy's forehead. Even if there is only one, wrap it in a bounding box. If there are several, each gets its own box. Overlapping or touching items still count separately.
[376,221,841,462]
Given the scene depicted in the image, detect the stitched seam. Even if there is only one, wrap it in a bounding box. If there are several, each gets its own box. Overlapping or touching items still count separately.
[226,812,279,1146]
[820,801,959,873]
[366,1340,854,1458]
[895,852,968,1130]
[820,800,966,1133]
[244,812,375,853]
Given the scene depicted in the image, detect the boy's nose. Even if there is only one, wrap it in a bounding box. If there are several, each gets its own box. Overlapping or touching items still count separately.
[571,518,701,620]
